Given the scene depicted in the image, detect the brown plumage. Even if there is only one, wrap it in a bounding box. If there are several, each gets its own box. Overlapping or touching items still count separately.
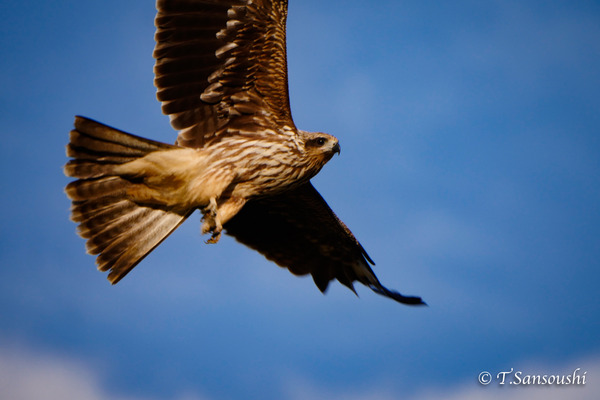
[64,0,424,305]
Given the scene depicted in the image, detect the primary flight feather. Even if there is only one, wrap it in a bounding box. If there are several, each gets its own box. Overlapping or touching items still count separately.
[64,0,424,305]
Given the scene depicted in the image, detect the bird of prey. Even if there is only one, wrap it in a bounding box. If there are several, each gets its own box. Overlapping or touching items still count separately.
[64,0,424,305]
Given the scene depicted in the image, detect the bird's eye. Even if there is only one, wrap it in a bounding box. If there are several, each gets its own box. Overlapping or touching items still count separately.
[316,137,326,146]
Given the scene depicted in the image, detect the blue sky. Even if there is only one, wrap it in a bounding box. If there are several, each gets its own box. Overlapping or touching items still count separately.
[1,0,599,399]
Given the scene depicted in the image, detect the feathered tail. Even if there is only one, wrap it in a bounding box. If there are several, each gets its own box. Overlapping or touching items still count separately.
[64,116,193,283]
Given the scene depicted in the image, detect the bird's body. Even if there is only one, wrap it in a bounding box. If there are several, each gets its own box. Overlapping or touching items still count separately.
[64,0,424,305]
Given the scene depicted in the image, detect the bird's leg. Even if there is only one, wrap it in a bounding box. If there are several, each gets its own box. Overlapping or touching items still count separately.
[201,197,222,244]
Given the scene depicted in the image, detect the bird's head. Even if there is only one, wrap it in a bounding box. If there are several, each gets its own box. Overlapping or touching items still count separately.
[299,130,341,170]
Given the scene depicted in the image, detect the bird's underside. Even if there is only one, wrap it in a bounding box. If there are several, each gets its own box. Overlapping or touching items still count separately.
[64,0,424,306]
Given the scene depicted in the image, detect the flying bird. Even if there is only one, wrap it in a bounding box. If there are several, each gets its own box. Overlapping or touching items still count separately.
[64,0,424,306]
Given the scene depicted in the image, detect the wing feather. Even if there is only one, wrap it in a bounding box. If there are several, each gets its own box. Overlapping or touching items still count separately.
[154,0,295,148]
[224,183,425,305]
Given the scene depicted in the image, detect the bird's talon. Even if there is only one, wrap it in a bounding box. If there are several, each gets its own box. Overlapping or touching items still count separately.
[201,198,222,243]
[205,231,221,244]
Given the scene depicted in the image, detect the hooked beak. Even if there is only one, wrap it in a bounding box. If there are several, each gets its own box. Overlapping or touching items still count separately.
[332,142,341,155]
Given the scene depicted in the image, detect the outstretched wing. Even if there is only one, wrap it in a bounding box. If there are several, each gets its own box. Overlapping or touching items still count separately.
[224,183,425,305]
[154,0,294,148]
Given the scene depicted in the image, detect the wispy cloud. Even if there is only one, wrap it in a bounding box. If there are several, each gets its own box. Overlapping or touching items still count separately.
[0,342,210,400]
[282,355,600,400]
[1,338,598,400]
[411,356,599,400]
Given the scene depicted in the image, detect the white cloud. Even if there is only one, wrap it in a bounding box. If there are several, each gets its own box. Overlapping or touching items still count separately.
[412,357,599,400]
[282,355,600,400]
[0,342,209,400]
[283,374,398,400]
[1,339,598,400]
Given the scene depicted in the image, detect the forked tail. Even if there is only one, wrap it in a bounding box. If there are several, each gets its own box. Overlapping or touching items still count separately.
[64,116,192,283]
